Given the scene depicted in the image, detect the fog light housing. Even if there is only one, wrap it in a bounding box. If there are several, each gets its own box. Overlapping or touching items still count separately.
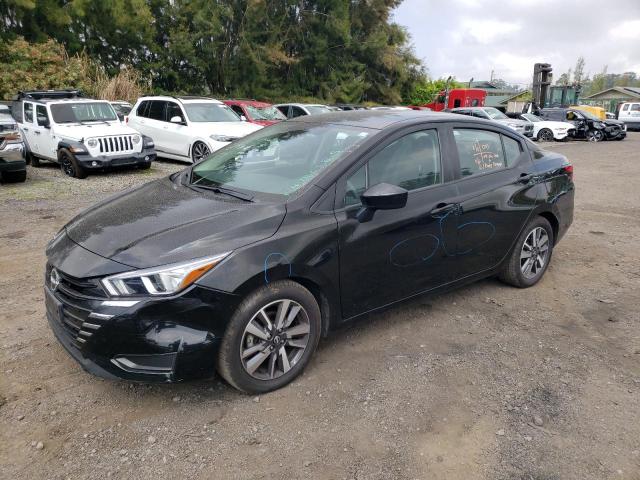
[145,155,149,161]
[92,161,98,166]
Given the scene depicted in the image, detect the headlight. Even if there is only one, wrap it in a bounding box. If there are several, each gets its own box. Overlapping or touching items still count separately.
[210,134,237,143]
[507,123,520,129]
[87,138,98,148]
[132,134,141,144]
[596,122,606,129]
[3,132,22,143]
[101,253,230,297]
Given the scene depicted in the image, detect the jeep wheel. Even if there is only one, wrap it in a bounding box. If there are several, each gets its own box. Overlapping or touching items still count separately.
[59,149,88,179]
[586,130,604,142]
[537,128,554,142]
[29,152,40,167]
[192,141,211,163]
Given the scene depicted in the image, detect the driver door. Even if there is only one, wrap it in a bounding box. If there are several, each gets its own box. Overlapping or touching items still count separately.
[335,126,460,319]
[161,101,190,158]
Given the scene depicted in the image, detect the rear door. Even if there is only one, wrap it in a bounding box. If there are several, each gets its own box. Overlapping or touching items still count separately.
[20,102,39,155]
[336,125,459,319]
[446,124,539,278]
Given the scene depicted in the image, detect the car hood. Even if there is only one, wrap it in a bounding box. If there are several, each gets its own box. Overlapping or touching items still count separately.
[64,176,286,269]
[52,122,137,141]
[189,121,263,139]
[495,118,528,126]
[604,119,625,127]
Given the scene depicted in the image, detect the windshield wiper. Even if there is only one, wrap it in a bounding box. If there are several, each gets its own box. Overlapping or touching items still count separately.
[189,183,254,202]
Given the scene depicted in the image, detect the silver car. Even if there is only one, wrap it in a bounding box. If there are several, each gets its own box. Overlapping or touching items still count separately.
[0,106,26,183]
[450,107,534,138]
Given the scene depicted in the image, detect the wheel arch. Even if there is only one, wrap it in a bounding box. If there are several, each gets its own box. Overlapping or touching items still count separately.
[538,210,559,245]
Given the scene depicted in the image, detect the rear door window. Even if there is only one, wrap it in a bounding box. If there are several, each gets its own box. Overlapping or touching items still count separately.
[147,101,165,121]
[24,102,34,123]
[502,135,523,164]
[453,129,506,177]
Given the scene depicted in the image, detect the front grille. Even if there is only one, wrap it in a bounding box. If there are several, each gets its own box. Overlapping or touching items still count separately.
[46,264,106,299]
[46,290,103,351]
[98,135,135,154]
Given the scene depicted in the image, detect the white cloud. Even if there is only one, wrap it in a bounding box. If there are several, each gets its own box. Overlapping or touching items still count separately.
[393,0,640,84]
[455,18,522,45]
[610,19,640,39]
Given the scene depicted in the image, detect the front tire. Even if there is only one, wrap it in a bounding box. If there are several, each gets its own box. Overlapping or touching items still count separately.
[217,280,321,394]
[499,216,554,288]
[537,128,554,142]
[191,141,211,163]
[586,129,604,142]
[58,149,88,179]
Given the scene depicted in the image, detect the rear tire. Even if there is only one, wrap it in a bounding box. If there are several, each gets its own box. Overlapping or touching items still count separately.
[1,170,27,183]
[58,149,88,179]
[499,216,554,288]
[217,280,321,394]
[30,153,40,167]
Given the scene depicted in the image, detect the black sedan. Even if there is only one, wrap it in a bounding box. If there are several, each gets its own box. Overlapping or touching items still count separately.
[45,111,574,393]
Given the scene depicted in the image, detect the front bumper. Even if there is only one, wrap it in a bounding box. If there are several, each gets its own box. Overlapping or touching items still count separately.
[44,272,239,382]
[75,148,156,170]
[0,143,26,170]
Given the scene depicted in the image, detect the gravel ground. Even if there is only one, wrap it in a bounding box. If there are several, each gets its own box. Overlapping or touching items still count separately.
[1,137,639,480]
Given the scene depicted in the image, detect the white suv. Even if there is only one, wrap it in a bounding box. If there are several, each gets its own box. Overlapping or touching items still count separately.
[13,90,156,179]
[128,96,263,162]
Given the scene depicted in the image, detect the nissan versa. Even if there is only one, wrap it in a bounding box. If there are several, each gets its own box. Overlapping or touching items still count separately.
[45,111,574,393]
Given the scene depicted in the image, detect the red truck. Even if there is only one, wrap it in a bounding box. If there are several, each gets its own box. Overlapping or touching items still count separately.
[420,88,486,111]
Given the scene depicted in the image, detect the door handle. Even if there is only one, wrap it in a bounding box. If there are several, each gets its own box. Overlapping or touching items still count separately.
[23,127,29,131]
[430,203,457,215]
[518,173,535,184]
[34,131,41,135]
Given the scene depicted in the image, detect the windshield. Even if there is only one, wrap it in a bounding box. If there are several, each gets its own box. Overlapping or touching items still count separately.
[246,105,286,121]
[51,102,118,123]
[306,105,332,115]
[183,103,240,122]
[190,123,374,196]
[522,114,541,123]
[484,107,508,120]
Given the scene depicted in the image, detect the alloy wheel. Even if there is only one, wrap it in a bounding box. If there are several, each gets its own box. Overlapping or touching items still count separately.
[240,299,310,380]
[60,154,75,177]
[192,142,211,162]
[520,227,550,279]
[539,129,554,142]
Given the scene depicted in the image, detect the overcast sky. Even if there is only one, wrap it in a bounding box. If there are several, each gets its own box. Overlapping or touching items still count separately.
[393,0,640,86]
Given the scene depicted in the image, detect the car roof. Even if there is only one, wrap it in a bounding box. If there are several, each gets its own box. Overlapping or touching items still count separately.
[223,99,272,107]
[22,98,109,105]
[288,109,479,130]
[275,103,328,108]
[137,95,223,105]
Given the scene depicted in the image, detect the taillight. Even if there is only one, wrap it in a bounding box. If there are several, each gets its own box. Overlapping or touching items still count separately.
[562,164,573,180]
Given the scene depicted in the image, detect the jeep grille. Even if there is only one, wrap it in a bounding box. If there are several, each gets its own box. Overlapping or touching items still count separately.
[98,135,135,154]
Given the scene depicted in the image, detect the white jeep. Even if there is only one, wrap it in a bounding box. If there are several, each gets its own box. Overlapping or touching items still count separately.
[12,90,156,179]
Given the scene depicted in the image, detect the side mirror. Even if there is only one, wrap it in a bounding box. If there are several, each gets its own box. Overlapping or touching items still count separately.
[170,116,184,124]
[357,183,408,222]
[240,115,247,122]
